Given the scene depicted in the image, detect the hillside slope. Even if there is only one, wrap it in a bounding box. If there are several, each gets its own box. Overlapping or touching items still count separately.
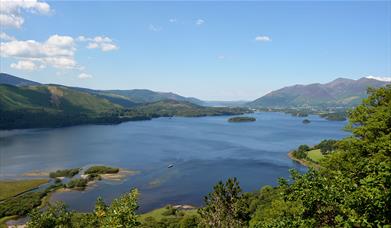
[0,73,41,87]
[0,84,124,129]
[248,77,389,108]
[128,100,248,117]
[106,89,204,105]
[0,73,204,106]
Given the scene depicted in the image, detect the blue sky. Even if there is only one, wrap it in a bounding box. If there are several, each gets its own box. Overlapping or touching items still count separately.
[0,1,390,100]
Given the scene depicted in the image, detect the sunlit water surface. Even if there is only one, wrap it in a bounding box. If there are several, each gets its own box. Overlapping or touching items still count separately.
[0,112,349,212]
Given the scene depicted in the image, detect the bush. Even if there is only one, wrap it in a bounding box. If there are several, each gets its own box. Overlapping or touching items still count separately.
[84,166,119,175]
[0,192,45,217]
[66,178,88,189]
[161,205,178,216]
[86,173,102,181]
[315,139,338,154]
[49,168,80,178]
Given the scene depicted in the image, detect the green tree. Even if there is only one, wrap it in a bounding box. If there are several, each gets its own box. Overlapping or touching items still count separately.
[198,178,249,228]
[27,202,73,228]
[98,189,140,227]
[250,86,391,227]
[314,139,337,154]
[179,215,199,228]
[27,189,140,227]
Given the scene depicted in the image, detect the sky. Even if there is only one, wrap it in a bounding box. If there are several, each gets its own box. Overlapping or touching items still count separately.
[0,1,390,100]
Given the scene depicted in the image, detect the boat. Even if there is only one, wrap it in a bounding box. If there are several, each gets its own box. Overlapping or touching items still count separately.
[168,164,174,168]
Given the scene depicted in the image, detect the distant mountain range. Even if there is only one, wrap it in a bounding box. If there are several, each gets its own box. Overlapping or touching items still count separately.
[247,77,390,108]
[0,73,41,87]
[0,73,246,129]
[0,73,203,107]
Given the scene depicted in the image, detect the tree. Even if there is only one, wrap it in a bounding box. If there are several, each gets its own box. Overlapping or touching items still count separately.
[249,86,391,227]
[98,189,140,227]
[27,202,73,228]
[27,189,140,228]
[180,215,199,228]
[314,139,337,154]
[198,178,249,228]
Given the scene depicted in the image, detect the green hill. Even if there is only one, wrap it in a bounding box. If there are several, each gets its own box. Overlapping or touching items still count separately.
[128,100,248,117]
[0,84,124,129]
[248,77,390,108]
[0,84,120,113]
[0,73,41,87]
[0,84,249,129]
[104,89,204,105]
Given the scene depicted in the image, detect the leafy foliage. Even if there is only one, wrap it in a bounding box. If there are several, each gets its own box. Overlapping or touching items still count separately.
[49,168,80,178]
[198,178,250,228]
[28,202,73,228]
[0,192,44,217]
[314,139,338,154]
[26,189,140,228]
[66,178,88,190]
[291,144,310,159]
[248,85,391,227]
[84,166,119,175]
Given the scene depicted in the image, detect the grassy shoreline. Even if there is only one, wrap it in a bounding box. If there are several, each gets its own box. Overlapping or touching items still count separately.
[0,179,48,201]
[288,151,321,169]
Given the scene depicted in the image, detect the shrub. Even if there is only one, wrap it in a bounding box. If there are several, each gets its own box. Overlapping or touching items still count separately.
[66,178,88,189]
[49,168,80,178]
[84,166,119,175]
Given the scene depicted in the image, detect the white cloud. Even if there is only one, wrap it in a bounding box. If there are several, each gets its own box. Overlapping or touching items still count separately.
[10,60,39,70]
[78,35,118,52]
[87,42,99,49]
[1,34,77,70]
[100,43,117,51]
[0,0,50,28]
[366,76,391,82]
[255,35,271,42]
[217,55,225,60]
[195,19,205,26]
[149,24,162,32]
[78,73,92,79]
[169,18,177,23]
[0,32,15,41]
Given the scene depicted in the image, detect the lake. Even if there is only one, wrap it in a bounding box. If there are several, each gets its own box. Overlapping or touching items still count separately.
[0,112,349,213]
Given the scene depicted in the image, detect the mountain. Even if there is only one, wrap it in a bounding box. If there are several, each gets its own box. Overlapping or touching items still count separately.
[68,87,138,108]
[0,84,120,113]
[128,99,248,117]
[0,84,127,129]
[0,73,204,106]
[105,89,204,105]
[0,74,248,129]
[0,73,41,86]
[248,77,390,108]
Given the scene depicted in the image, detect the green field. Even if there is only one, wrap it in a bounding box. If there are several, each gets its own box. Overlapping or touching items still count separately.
[307,149,324,162]
[0,179,48,200]
[139,206,197,221]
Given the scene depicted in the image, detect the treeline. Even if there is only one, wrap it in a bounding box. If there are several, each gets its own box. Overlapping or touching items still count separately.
[0,102,248,130]
[10,86,391,227]
[292,139,338,161]
[257,107,347,121]
[0,109,138,130]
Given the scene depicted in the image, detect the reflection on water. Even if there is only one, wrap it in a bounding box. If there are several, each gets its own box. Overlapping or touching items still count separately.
[0,112,349,212]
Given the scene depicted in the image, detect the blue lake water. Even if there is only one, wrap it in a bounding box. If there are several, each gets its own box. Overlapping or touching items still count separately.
[0,112,349,212]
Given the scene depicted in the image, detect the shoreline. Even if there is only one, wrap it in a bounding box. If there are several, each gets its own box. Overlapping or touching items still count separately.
[288,151,321,169]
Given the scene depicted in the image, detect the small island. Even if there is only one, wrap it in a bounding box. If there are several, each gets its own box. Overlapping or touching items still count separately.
[302,119,311,124]
[228,116,256,123]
